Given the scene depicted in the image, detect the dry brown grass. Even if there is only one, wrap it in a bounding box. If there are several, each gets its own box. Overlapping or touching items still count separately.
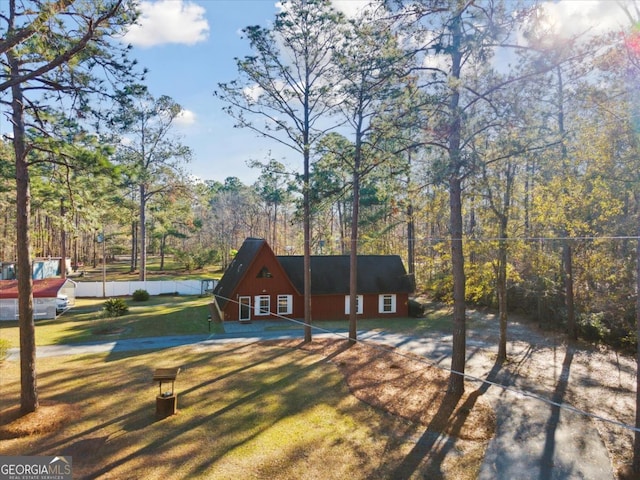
[0,402,71,439]
[289,339,495,441]
[0,339,495,479]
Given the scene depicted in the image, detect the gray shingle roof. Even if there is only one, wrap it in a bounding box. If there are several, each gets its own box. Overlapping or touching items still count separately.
[212,237,265,309]
[277,255,414,295]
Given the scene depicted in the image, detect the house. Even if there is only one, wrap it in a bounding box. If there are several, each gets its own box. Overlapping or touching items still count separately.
[212,238,415,322]
[32,257,72,279]
[0,278,76,321]
[1,257,71,280]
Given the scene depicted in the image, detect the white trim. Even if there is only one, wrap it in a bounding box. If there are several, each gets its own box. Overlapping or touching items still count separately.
[378,294,396,314]
[277,294,293,315]
[255,295,271,316]
[239,296,251,321]
[344,295,363,315]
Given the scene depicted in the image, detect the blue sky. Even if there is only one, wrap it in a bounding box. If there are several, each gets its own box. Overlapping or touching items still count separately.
[122,0,287,185]
[0,1,629,185]
[120,0,629,186]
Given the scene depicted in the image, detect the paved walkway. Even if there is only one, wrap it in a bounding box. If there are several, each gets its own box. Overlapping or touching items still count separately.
[5,320,615,479]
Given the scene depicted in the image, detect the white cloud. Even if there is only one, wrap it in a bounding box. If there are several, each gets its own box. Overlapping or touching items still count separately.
[277,0,382,19]
[243,84,265,103]
[537,0,628,39]
[124,0,209,48]
[175,109,196,126]
[331,0,378,18]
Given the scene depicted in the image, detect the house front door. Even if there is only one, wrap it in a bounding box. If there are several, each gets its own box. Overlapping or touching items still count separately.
[239,296,251,322]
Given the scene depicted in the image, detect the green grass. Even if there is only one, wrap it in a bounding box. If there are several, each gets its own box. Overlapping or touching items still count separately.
[0,342,443,479]
[0,297,491,479]
[0,296,223,348]
[74,256,223,282]
[296,313,457,335]
[0,295,466,349]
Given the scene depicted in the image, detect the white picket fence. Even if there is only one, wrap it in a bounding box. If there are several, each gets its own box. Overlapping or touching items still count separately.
[75,280,216,298]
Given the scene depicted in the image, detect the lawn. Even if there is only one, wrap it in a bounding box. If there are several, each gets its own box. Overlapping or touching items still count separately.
[0,296,461,350]
[73,256,222,282]
[0,338,493,479]
[0,296,221,348]
[0,296,496,478]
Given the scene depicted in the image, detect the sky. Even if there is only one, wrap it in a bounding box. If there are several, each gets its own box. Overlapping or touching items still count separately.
[121,0,287,185]
[119,0,632,186]
[119,0,386,185]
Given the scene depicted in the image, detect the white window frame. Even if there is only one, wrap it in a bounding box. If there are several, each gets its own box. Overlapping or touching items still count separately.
[344,295,363,315]
[378,294,396,314]
[255,295,271,316]
[277,294,293,315]
[239,296,251,321]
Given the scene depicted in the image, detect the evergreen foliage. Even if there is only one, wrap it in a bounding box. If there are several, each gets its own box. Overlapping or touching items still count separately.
[103,298,129,317]
[131,289,150,302]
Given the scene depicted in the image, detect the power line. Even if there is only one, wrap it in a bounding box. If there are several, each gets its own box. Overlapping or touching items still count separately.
[214,293,640,434]
[365,235,640,243]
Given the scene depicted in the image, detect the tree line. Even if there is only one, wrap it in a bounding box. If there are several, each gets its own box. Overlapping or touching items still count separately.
[2,0,640,472]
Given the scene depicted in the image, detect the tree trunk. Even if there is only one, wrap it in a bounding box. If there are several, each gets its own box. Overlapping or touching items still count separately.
[448,176,466,395]
[563,240,576,340]
[496,163,514,362]
[497,223,508,362]
[273,201,278,254]
[349,150,361,345]
[159,234,166,270]
[139,185,147,281]
[10,52,38,414]
[337,201,347,254]
[447,8,466,396]
[130,220,137,272]
[556,65,577,341]
[303,139,312,343]
[633,221,640,475]
[60,199,66,279]
[407,202,415,275]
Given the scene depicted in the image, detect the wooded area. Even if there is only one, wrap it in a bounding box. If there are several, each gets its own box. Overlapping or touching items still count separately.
[2,0,640,469]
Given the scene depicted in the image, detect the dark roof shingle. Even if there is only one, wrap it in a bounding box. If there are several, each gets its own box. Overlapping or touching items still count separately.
[212,238,266,309]
[277,255,414,295]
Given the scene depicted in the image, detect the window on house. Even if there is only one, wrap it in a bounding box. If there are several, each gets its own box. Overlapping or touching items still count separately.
[344,295,363,315]
[277,295,292,315]
[379,294,396,314]
[255,295,270,315]
[257,266,272,278]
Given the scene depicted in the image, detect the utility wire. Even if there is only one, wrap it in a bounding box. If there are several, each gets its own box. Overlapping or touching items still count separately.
[349,235,640,243]
[214,293,640,434]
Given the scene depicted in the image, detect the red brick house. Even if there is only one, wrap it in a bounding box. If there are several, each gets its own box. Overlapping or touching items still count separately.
[212,238,415,322]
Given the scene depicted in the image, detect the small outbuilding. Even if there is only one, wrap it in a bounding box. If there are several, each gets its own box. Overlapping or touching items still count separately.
[0,278,76,321]
[213,237,415,322]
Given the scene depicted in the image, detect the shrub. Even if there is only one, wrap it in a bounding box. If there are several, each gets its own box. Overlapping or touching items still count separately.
[577,312,610,344]
[174,247,219,271]
[408,299,425,318]
[103,298,129,317]
[0,338,9,363]
[132,289,150,301]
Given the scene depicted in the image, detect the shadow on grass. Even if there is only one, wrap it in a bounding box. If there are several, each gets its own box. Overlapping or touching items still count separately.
[390,359,504,479]
[80,343,350,478]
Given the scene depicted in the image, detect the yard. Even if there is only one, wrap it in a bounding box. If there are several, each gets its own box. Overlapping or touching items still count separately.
[0,295,637,478]
[0,340,493,479]
[0,296,496,479]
